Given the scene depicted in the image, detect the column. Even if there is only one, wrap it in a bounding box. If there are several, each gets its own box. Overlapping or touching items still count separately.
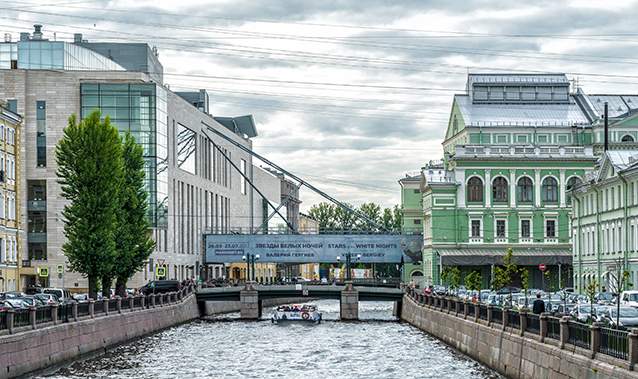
[510,171,516,208]
[534,170,541,207]
[485,170,491,207]
[457,169,466,207]
[240,287,260,319]
[559,169,566,207]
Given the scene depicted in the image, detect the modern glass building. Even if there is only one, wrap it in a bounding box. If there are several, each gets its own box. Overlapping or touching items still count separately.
[80,83,168,227]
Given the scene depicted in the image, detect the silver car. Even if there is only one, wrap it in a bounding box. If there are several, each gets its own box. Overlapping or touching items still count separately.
[601,307,638,329]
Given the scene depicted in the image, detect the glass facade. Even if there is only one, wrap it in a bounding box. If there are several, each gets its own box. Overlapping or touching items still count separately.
[0,43,17,69]
[36,101,46,167]
[16,41,124,71]
[80,83,168,227]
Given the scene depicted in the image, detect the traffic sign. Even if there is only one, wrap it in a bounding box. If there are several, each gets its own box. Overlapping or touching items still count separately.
[538,264,546,272]
[38,267,49,277]
[57,265,64,274]
[156,266,166,278]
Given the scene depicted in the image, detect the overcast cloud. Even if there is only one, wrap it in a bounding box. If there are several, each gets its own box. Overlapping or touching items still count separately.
[4,0,638,210]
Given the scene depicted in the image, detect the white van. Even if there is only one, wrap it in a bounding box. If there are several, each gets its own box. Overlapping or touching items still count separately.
[621,290,638,308]
[43,288,73,303]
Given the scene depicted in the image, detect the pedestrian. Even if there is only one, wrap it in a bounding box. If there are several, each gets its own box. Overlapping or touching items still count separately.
[532,293,545,314]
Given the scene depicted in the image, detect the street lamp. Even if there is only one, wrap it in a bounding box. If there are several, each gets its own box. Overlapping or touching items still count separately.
[338,253,361,281]
[242,253,260,282]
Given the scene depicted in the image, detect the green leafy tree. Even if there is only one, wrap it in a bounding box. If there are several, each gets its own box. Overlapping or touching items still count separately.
[585,278,598,324]
[441,266,461,293]
[56,111,123,300]
[492,248,518,306]
[381,208,395,232]
[113,133,156,297]
[392,205,403,232]
[307,202,337,232]
[357,202,382,230]
[464,270,482,304]
[520,268,530,308]
[334,203,356,231]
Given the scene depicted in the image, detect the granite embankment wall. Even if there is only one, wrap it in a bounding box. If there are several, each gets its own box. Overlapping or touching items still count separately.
[0,294,199,379]
[401,294,638,379]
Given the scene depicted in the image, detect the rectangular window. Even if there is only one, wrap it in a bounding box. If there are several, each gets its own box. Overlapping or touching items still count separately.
[515,134,528,144]
[521,219,531,238]
[546,219,556,238]
[240,159,247,195]
[7,99,17,113]
[176,123,196,174]
[36,100,46,167]
[471,220,481,238]
[496,219,506,238]
[413,219,421,225]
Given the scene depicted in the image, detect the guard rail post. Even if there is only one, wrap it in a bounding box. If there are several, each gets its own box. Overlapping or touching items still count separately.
[559,316,569,349]
[72,302,78,321]
[539,313,548,343]
[89,299,95,318]
[591,322,601,359]
[7,309,14,334]
[487,305,493,326]
[628,328,638,370]
[140,295,146,309]
[519,310,527,336]
[104,299,109,315]
[117,297,122,314]
[29,306,36,329]
[502,308,509,331]
[129,296,134,311]
[51,303,59,325]
[464,301,470,319]
[150,294,156,308]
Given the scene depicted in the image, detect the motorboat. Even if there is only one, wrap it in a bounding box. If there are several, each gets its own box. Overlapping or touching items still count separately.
[271,304,322,324]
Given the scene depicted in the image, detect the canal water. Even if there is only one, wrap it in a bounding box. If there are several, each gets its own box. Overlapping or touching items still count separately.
[41,300,501,379]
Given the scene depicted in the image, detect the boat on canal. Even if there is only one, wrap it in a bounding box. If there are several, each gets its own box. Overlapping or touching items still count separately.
[271,304,322,324]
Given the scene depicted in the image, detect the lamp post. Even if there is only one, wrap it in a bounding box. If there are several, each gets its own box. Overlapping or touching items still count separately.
[337,253,361,281]
[242,254,260,282]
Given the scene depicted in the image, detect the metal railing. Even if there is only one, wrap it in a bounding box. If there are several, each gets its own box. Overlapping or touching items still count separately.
[547,317,561,340]
[0,311,6,330]
[526,313,540,334]
[13,309,30,328]
[600,327,629,360]
[568,321,591,349]
[35,306,53,324]
[77,302,90,317]
[93,300,104,314]
[479,304,488,320]
[492,307,502,324]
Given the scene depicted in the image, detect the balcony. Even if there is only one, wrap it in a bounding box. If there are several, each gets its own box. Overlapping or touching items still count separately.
[494,237,508,243]
[28,232,47,244]
[28,200,47,211]
[469,237,483,243]
[456,145,593,159]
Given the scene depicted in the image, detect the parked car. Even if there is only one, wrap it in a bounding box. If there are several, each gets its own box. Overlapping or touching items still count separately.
[19,296,46,307]
[621,290,638,308]
[1,298,28,310]
[43,288,74,304]
[600,306,638,329]
[595,292,615,305]
[34,293,59,305]
[72,293,89,301]
[139,280,181,295]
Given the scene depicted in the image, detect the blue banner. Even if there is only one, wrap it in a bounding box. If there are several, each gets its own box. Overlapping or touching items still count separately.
[204,234,422,263]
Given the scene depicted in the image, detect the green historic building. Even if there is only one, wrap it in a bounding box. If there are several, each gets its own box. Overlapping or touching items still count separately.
[571,151,638,294]
[406,73,619,289]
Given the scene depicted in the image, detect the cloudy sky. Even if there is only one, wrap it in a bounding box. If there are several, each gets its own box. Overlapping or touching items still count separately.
[4,0,638,211]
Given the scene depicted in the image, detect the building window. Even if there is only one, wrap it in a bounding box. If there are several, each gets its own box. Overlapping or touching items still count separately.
[36,100,46,167]
[176,123,197,174]
[240,159,247,195]
[517,177,533,203]
[566,177,582,205]
[496,219,506,238]
[521,219,531,238]
[492,177,508,203]
[471,219,481,238]
[467,177,483,202]
[622,135,635,142]
[541,177,558,203]
[546,219,556,238]
[414,219,422,225]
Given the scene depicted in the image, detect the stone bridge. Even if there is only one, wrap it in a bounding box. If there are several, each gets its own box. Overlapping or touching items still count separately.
[196,283,404,320]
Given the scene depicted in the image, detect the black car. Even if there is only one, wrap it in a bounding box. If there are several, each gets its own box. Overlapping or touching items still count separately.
[140,280,181,295]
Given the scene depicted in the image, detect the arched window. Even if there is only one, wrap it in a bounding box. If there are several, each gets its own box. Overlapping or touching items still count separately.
[622,135,634,143]
[517,177,533,203]
[467,177,483,202]
[492,177,508,203]
[566,176,583,205]
[541,177,558,203]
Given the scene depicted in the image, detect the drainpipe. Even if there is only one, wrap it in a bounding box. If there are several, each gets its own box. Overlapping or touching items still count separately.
[574,196,583,293]
[595,187,602,292]
[619,172,629,275]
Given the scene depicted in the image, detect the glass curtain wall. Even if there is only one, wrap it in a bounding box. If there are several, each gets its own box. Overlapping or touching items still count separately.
[80,83,168,227]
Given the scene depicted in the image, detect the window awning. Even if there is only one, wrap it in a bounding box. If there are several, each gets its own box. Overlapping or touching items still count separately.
[436,247,572,266]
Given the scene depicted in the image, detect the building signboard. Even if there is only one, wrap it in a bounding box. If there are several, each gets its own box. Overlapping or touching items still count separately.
[204,234,422,264]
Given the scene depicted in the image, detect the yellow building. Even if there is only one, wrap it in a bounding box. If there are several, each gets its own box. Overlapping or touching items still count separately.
[227,262,277,284]
[0,102,22,292]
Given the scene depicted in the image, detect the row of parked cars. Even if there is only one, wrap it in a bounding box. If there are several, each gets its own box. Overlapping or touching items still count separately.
[0,288,74,311]
[429,285,638,330]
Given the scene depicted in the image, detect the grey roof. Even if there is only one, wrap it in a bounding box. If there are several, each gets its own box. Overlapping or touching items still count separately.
[467,73,569,87]
[213,115,257,138]
[437,247,571,265]
[606,150,638,171]
[588,95,630,118]
[455,94,590,127]
[77,42,163,83]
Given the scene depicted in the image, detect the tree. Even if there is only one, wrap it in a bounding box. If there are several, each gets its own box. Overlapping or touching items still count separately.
[492,248,517,306]
[307,202,336,232]
[392,205,403,232]
[56,111,123,300]
[465,270,482,304]
[441,266,461,293]
[357,202,382,230]
[585,278,598,324]
[520,268,530,308]
[334,203,356,231]
[113,133,156,297]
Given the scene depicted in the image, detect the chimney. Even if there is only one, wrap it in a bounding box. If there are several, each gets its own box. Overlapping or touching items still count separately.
[32,24,43,40]
[74,33,83,43]
[19,32,29,42]
[604,101,609,152]
[3,33,10,43]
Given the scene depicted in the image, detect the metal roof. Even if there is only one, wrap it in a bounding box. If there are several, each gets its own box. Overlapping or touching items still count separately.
[588,95,629,118]
[437,247,571,265]
[606,150,638,171]
[455,94,590,127]
[468,73,569,87]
